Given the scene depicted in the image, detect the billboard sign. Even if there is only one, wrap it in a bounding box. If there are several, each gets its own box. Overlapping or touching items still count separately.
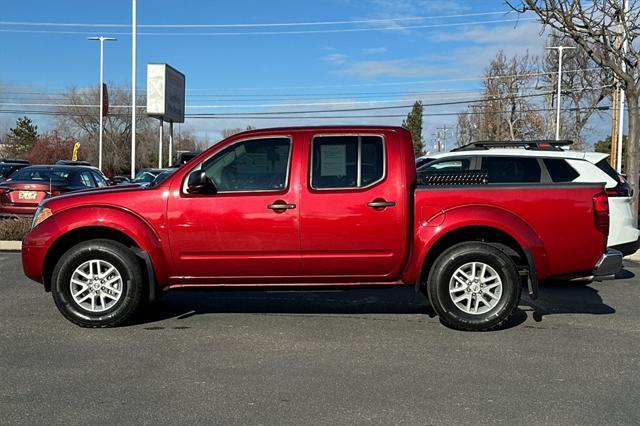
[146,63,186,123]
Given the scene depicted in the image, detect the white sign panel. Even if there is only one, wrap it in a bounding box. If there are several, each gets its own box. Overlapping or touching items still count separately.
[320,144,346,176]
[146,63,185,123]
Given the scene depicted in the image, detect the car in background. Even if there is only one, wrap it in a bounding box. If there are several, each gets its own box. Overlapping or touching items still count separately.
[112,175,131,185]
[131,168,166,185]
[0,159,30,183]
[177,151,201,165]
[0,165,109,217]
[416,140,640,256]
[148,168,177,186]
[55,160,93,167]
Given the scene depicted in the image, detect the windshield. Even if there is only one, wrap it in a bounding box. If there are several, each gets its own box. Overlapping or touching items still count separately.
[9,167,71,183]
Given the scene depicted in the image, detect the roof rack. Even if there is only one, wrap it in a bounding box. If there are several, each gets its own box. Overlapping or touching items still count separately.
[451,140,573,152]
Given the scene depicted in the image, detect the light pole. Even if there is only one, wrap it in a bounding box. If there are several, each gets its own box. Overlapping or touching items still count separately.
[616,0,629,173]
[546,45,575,141]
[131,0,137,179]
[88,36,116,171]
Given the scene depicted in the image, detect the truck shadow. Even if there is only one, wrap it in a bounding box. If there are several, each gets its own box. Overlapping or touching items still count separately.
[130,273,622,330]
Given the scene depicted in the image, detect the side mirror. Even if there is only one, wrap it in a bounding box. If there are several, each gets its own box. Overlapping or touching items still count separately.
[187,170,217,195]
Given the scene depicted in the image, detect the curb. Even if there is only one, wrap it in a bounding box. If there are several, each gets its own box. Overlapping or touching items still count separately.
[625,250,640,262]
[0,241,22,251]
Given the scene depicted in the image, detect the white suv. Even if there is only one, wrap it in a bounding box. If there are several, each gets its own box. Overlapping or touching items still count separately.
[416,141,639,256]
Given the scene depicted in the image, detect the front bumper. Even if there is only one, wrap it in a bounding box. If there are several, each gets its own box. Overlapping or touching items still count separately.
[593,249,623,277]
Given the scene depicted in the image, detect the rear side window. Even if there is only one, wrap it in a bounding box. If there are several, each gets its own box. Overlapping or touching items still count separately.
[481,157,541,183]
[595,158,622,182]
[311,135,384,189]
[418,158,471,172]
[91,171,108,188]
[543,159,579,182]
[78,171,96,188]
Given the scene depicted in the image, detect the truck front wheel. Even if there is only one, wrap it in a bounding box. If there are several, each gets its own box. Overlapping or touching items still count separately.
[51,239,144,327]
[427,242,521,331]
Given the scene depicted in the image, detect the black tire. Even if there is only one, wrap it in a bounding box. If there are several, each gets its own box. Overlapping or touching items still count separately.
[51,239,144,328]
[426,242,521,331]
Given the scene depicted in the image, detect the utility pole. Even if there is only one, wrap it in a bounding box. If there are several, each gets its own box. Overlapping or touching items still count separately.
[546,46,575,140]
[435,125,452,152]
[131,0,137,179]
[616,0,629,173]
[88,36,116,172]
[611,87,619,169]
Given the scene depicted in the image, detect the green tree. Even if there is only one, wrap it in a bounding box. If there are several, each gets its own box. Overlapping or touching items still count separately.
[6,116,38,157]
[594,134,627,173]
[402,101,424,156]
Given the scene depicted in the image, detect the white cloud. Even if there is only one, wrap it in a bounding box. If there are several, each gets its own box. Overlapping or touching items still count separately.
[362,47,389,55]
[337,59,444,78]
[323,53,348,65]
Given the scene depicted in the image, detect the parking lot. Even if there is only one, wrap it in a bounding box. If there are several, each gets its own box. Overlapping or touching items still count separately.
[1,250,639,424]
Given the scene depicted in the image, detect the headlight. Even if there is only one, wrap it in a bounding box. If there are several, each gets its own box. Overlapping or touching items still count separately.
[32,207,53,229]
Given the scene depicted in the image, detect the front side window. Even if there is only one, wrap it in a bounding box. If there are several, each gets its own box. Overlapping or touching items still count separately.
[201,137,291,192]
[311,135,384,189]
[481,156,541,183]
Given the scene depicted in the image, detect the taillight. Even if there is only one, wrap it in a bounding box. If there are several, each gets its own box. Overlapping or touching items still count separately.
[606,186,630,197]
[593,191,610,236]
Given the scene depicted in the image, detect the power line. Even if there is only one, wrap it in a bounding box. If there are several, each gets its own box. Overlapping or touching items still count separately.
[0,11,513,28]
[0,67,603,99]
[0,88,611,116]
[0,17,539,36]
[0,105,613,119]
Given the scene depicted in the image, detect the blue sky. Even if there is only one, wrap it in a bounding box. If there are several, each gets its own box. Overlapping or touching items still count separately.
[2,0,599,148]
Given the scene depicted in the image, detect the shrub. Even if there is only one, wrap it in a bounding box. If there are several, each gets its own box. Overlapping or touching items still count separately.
[0,218,32,241]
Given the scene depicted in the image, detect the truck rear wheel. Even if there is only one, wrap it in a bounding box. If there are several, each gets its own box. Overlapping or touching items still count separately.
[426,242,521,331]
[51,239,143,328]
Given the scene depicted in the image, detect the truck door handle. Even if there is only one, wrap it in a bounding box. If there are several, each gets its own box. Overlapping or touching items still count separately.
[367,200,396,208]
[268,201,296,210]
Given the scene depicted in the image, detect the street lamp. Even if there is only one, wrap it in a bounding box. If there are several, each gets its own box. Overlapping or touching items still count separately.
[546,45,575,141]
[88,36,116,171]
[131,0,137,180]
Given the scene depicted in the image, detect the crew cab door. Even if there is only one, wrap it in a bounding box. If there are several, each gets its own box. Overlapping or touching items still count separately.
[167,135,302,283]
[299,132,408,281]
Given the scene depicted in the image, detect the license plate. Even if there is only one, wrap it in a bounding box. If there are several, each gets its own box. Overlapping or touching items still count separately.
[18,191,38,200]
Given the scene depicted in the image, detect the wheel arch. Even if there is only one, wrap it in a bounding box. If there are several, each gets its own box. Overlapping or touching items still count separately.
[41,206,167,300]
[406,205,548,291]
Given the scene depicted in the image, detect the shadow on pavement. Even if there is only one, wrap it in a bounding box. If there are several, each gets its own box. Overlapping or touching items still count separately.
[129,270,624,328]
[520,276,619,323]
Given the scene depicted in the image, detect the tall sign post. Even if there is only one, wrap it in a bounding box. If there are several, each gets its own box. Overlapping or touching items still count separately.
[88,36,116,171]
[146,63,186,168]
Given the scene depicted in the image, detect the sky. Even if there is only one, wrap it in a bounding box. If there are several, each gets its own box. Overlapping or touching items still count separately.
[0,0,609,149]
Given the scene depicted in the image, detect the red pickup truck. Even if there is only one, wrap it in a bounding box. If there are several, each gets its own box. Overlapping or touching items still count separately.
[22,126,622,331]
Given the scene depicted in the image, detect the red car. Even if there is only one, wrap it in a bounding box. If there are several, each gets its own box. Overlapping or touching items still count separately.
[22,126,621,330]
[0,165,109,217]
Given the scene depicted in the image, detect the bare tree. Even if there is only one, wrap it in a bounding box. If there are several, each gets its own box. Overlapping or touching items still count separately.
[456,51,547,143]
[55,86,158,175]
[542,30,614,149]
[507,0,640,220]
[221,125,256,139]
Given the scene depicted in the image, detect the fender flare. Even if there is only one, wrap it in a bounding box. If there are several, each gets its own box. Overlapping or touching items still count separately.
[407,204,548,294]
[43,205,168,297]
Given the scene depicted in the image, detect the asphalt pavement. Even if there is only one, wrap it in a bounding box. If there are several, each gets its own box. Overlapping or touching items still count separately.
[1,251,639,425]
